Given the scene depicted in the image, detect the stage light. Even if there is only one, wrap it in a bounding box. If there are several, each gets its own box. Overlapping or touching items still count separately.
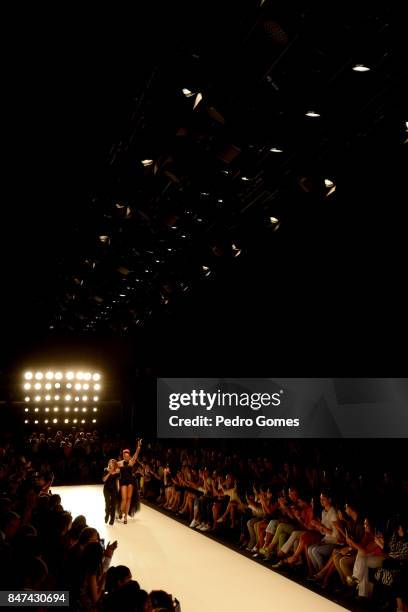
[202,265,211,278]
[46,371,54,380]
[193,92,203,109]
[55,372,63,380]
[34,408,39,412]
[241,176,250,182]
[99,235,110,244]
[269,216,280,231]
[93,407,97,412]
[53,407,59,412]
[35,372,43,380]
[82,407,87,413]
[83,384,89,390]
[34,396,41,402]
[75,383,82,390]
[305,111,320,118]
[64,419,69,424]
[45,383,52,390]
[93,373,101,381]
[81,419,85,424]
[44,419,49,424]
[66,372,74,380]
[75,396,79,402]
[55,395,60,401]
[67,383,72,389]
[94,384,101,391]
[352,64,370,72]
[53,418,58,424]
[84,372,92,381]
[65,395,71,401]
[34,383,41,390]
[34,420,38,424]
[141,159,154,167]
[73,419,78,423]
[24,383,31,390]
[45,408,50,412]
[92,419,97,423]
[182,88,195,97]
[270,147,283,153]
[74,408,79,412]
[25,419,29,424]
[65,407,70,412]
[232,243,242,258]
[55,383,61,389]
[325,178,337,197]
[24,408,29,412]
[44,395,50,401]
[93,396,99,402]
[25,396,30,402]
[82,396,88,402]
[24,372,33,380]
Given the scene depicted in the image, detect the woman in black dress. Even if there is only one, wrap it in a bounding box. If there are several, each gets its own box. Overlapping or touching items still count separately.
[117,440,142,524]
[102,459,120,525]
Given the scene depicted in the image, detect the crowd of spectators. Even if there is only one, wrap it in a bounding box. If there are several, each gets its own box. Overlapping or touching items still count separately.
[1,428,408,610]
[0,429,179,611]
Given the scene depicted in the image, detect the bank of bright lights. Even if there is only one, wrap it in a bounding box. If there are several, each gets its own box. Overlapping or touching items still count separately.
[22,369,102,425]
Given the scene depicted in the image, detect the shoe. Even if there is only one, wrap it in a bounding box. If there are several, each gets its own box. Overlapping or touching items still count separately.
[271,560,284,569]
[109,519,114,525]
[253,553,260,558]
[251,546,258,552]
[259,547,268,555]
[246,545,254,551]
[201,525,211,531]
[346,575,358,587]
[217,517,224,523]
[189,519,199,528]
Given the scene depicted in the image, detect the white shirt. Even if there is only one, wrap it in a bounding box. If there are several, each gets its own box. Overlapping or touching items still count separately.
[321,506,339,544]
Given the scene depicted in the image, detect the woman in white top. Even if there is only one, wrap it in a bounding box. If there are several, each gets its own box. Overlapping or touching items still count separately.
[307,492,339,572]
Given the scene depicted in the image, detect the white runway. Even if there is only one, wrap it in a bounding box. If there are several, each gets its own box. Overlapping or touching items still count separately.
[55,485,345,612]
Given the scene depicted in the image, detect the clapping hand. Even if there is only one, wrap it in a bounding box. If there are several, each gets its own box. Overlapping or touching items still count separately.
[104,541,118,557]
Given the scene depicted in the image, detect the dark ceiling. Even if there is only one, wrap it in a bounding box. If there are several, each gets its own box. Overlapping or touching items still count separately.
[1,2,407,373]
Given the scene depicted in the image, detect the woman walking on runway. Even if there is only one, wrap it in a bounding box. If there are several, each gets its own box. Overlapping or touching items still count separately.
[102,459,120,525]
[117,439,142,524]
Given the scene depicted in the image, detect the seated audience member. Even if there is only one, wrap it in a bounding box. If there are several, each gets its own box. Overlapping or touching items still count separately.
[373,519,408,610]
[307,491,339,574]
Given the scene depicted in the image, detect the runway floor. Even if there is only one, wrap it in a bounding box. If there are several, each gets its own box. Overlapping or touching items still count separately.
[55,485,345,612]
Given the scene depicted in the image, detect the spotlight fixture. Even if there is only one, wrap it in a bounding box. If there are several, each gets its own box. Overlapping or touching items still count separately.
[73,419,78,423]
[241,176,250,182]
[55,383,61,389]
[99,235,110,244]
[34,396,41,402]
[45,395,51,401]
[269,216,281,231]
[24,372,33,380]
[81,419,85,424]
[67,383,72,389]
[93,396,99,402]
[45,383,52,390]
[84,372,92,381]
[92,419,97,423]
[75,383,82,390]
[65,407,70,412]
[232,243,242,257]
[24,408,29,412]
[55,372,63,380]
[94,384,101,391]
[182,88,195,97]
[325,178,337,197]
[82,407,87,412]
[53,419,58,424]
[53,407,59,412]
[202,265,212,278]
[83,384,89,390]
[82,396,88,402]
[65,395,71,401]
[45,408,50,412]
[34,408,39,412]
[34,383,41,390]
[305,111,321,118]
[66,372,74,380]
[75,397,80,402]
[25,419,29,424]
[34,420,38,424]
[46,371,54,380]
[93,373,101,381]
[64,419,69,424]
[270,147,283,153]
[24,383,31,390]
[44,419,49,424]
[193,92,203,110]
[25,396,30,402]
[35,372,43,380]
[352,64,370,72]
[141,159,154,167]
[74,408,79,412]
[93,407,98,412]
[55,395,60,401]
[76,372,84,380]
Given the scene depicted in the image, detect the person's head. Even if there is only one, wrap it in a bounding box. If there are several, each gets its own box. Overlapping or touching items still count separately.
[108,459,118,470]
[20,557,48,590]
[149,590,173,611]
[78,527,99,546]
[345,502,359,520]
[122,449,131,461]
[0,510,21,540]
[288,487,299,503]
[81,541,103,575]
[54,511,72,535]
[397,518,408,539]
[320,491,332,510]
[105,565,134,593]
[71,515,87,535]
[363,517,374,533]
